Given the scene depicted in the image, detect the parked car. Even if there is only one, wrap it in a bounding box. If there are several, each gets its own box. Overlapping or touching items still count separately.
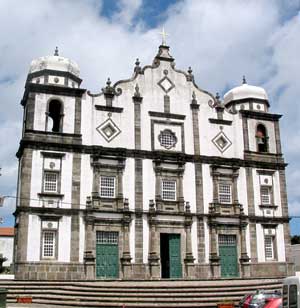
[263,297,282,308]
[238,290,281,308]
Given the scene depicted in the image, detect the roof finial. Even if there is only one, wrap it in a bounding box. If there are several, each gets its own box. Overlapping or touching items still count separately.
[54,47,59,56]
[242,75,247,84]
[159,27,169,46]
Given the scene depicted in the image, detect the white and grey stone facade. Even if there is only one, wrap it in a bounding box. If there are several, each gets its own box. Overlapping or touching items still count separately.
[14,45,294,280]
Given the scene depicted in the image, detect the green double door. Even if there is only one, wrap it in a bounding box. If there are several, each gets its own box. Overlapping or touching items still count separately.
[96,231,119,278]
[219,235,239,278]
[160,233,182,278]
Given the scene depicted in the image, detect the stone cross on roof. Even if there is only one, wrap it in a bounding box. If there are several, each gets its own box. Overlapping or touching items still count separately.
[159,27,169,46]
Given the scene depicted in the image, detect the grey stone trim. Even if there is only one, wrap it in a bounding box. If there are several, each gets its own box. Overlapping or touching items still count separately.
[24,93,36,131]
[240,110,282,121]
[274,121,282,154]
[226,97,270,108]
[209,118,232,125]
[95,105,123,113]
[135,212,143,264]
[15,213,29,263]
[278,169,289,217]
[246,167,255,216]
[74,97,82,135]
[242,117,249,151]
[194,163,204,214]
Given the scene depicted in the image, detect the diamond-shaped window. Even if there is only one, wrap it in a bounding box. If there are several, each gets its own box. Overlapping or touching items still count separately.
[96,118,121,142]
[212,131,232,153]
[157,76,175,93]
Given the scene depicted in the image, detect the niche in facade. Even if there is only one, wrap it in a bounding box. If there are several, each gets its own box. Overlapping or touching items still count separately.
[256,124,268,152]
[47,100,63,133]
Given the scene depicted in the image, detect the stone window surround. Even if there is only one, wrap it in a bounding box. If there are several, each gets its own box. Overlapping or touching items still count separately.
[210,165,240,206]
[91,155,125,211]
[151,119,185,152]
[262,224,278,262]
[39,215,61,261]
[39,152,65,200]
[255,122,269,153]
[45,97,65,134]
[256,170,276,208]
[153,160,185,213]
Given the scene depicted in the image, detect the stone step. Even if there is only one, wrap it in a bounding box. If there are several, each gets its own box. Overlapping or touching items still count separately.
[2,278,283,308]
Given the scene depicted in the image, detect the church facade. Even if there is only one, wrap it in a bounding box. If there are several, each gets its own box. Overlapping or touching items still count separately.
[14,44,293,280]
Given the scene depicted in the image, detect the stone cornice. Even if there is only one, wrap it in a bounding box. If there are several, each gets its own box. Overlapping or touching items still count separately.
[21,83,86,106]
[240,110,282,121]
[26,69,82,84]
[148,111,186,120]
[16,138,287,170]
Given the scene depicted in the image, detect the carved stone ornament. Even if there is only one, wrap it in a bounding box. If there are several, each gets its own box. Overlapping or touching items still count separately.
[212,131,232,153]
[158,129,177,149]
[96,117,121,142]
[157,76,175,94]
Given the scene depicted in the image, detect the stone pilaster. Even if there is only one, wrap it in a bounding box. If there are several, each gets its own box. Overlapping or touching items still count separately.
[249,223,258,262]
[74,97,82,135]
[274,121,282,154]
[70,153,81,262]
[178,174,185,212]
[246,167,255,216]
[242,116,249,151]
[121,199,132,278]
[133,89,144,264]
[148,203,160,278]
[24,92,35,131]
[184,203,195,278]
[240,223,250,278]
[209,221,220,278]
[164,95,170,113]
[84,201,95,280]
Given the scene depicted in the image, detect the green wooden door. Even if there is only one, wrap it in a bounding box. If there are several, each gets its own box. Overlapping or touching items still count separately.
[169,234,182,278]
[219,235,238,278]
[96,232,119,278]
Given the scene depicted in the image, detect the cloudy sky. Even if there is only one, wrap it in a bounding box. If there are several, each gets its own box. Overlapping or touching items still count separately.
[0,0,299,235]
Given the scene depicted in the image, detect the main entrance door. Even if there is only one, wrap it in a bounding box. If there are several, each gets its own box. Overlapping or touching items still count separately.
[160,233,182,278]
[96,231,119,278]
[219,234,239,278]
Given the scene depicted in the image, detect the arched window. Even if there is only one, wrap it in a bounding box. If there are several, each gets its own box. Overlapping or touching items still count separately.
[256,124,268,152]
[46,100,63,133]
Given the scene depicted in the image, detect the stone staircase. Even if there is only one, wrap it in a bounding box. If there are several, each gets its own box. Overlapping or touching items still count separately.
[0,279,282,308]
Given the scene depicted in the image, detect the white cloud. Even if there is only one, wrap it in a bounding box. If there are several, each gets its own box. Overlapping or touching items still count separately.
[0,0,300,226]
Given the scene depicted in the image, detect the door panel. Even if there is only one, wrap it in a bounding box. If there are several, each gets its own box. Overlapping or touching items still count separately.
[219,235,238,278]
[169,234,182,278]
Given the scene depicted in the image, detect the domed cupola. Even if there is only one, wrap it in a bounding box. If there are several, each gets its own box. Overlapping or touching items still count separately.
[223,77,269,113]
[27,47,81,88]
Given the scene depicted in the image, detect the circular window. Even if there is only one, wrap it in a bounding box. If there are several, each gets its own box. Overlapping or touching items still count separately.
[158,129,177,149]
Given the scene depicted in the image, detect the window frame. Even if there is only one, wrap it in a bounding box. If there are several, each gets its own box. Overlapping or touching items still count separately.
[260,185,272,205]
[43,171,59,193]
[42,230,57,259]
[161,179,177,201]
[264,235,275,261]
[99,175,116,198]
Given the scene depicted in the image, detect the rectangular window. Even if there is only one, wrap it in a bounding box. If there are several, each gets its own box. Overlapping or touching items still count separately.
[218,183,232,204]
[42,231,56,258]
[264,235,274,260]
[162,180,176,201]
[44,172,58,193]
[261,186,271,205]
[100,176,116,198]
